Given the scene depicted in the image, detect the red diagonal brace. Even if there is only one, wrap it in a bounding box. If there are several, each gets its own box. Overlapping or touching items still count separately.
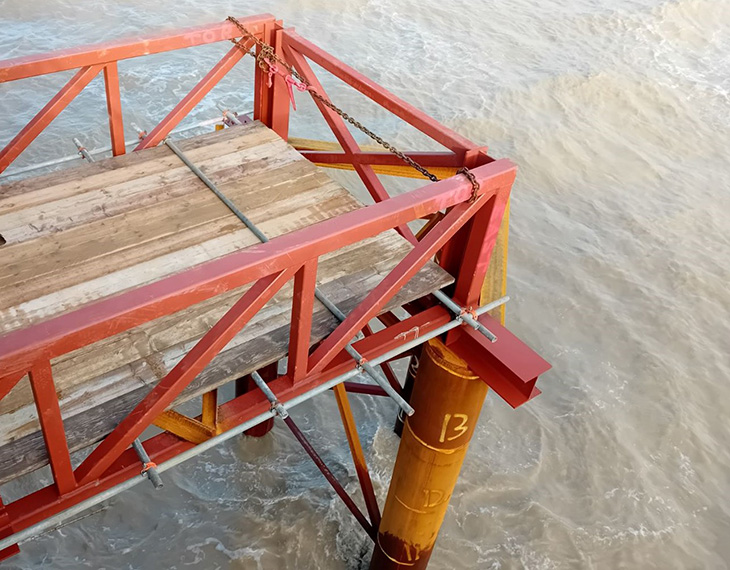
[282,30,475,153]
[0,64,103,173]
[446,313,551,408]
[135,42,253,150]
[283,42,417,244]
[75,267,296,484]
[307,196,488,376]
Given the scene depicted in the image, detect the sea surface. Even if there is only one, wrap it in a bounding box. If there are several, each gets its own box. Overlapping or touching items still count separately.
[0,0,728,568]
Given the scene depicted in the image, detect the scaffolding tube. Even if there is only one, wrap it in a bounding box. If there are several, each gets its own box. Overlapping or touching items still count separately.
[0,112,250,180]
[250,371,375,538]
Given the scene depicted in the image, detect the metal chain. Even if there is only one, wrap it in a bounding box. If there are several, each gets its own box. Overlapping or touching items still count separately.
[456,167,480,203]
[226,17,483,199]
[227,16,454,185]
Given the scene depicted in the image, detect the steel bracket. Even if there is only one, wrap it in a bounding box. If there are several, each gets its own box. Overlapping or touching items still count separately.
[446,313,551,408]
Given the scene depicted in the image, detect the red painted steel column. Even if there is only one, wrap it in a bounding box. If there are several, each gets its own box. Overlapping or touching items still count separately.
[103,62,125,156]
[269,25,291,140]
[253,21,276,128]
[370,339,488,569]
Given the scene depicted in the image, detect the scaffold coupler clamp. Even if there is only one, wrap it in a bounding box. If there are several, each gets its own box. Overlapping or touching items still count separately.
[132,438,164,490]
[271,400,289,419]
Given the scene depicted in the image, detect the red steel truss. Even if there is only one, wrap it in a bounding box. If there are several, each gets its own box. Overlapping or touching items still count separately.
[0,14,550,560]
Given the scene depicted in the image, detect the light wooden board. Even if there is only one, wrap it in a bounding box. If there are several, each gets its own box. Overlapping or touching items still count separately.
[0,122,453,485]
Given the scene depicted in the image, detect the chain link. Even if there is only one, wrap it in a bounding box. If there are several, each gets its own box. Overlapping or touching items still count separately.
[456,167,480,203]
[226,16,480,193]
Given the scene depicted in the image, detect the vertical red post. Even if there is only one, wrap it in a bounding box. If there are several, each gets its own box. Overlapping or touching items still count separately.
[287,259,317,383]
[452,185,513,309]
[269,26,291,140]
[253,21,290,139]
[439,176,514,310]
[103,62,126,156]
[28,361,77,496]
[253,22,275,126]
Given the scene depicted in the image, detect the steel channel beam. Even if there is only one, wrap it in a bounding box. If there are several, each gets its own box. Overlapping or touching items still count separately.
[0,15,274,82]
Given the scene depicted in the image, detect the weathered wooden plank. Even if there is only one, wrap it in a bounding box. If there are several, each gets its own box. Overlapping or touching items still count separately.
[0,260,452,484]
[0,168,349,313]
[0,121,455,485]
[0,122,277,212]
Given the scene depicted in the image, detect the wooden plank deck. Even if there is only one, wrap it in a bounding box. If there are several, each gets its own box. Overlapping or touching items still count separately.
[0,122,453,485]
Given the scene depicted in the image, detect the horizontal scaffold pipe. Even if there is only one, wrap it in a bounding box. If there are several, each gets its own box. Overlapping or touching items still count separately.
[0,113,250,180]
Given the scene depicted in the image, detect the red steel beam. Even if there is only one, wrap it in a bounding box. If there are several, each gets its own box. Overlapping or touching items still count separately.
[0,495,20,560]
[0,160,515,379]
[307,194,491,376]
[28,361,76,495]
[288,259,318,383]
[282,30,476,153]
[0,15,274,82]
[446,313,551,408]
[298,150,463,168]
[0,65,103,173]
[136,42,252,150]
[342,382,389,397]
[269,26,292,139]
[103,62,126,156]
[75,268,296,485]
[452,193,510,308]
[253,21,276,127]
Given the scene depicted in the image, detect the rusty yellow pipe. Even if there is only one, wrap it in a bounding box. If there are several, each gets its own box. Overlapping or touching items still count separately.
[370,339,488,569]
